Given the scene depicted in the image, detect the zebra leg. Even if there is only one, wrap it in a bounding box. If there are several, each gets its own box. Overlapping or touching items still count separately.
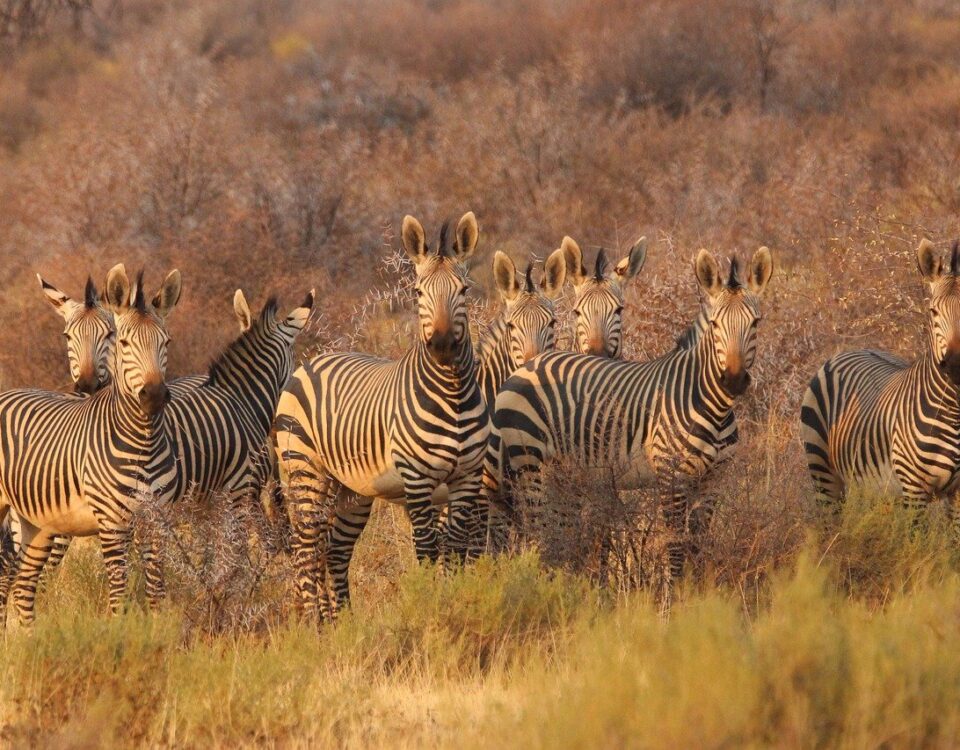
[658,472,691,611]
[140,536,166,612]
[11,521,54,626]
[0,508,15,624]
[43,536,72,576]
[288,466,339,622]
[445,473,485,565]
[397,462,441,564]
[97,524,132,616]
[328,496,371,614]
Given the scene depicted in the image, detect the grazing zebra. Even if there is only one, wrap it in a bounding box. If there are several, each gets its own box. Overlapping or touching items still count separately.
[39,274,115,394]
[323,246,567,610]
[0,265,182,624]
[482,247,774,596]
[274,212,488,620]
[801,239,960,518]
[560,235,647,358]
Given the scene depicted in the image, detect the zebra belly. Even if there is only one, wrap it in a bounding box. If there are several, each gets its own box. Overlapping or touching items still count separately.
[21,494,98,537]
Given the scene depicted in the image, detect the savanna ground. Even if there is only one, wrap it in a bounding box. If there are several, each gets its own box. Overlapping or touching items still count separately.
[3,0,960,746]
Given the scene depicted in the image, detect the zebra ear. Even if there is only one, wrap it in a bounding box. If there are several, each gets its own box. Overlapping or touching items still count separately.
[747,247,774,295]
[695,250,724,300]
[284,289,315,332]
[493,251,520,302]
[105,263,131,311]
[453,211,480,260]
[152,269,182,319]
[917,239,943,284]
[614,237,648,282]
[37,274,76,319]
[234,289,252,332]
[402,215,427,264]
[561,236,586,286]
[541,247,567,299]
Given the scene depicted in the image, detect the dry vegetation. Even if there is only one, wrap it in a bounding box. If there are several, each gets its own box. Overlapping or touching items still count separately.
[3,0,960,746]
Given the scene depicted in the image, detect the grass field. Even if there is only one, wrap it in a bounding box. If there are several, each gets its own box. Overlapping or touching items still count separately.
[3,494,960,748]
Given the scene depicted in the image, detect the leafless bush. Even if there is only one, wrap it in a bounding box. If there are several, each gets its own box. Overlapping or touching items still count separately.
[131,490,293,637]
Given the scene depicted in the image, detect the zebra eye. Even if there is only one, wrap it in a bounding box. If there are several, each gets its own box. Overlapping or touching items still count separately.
[62,332,70,339]
[118,338,130,347]
[614,306,624,316]
[930,307,939,317]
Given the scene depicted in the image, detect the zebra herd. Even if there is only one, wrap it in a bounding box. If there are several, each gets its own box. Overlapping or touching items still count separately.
[0,211,958,626]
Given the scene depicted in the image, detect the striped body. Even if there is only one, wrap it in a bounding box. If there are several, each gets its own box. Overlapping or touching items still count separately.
[483,248,773,598]
[801,350,960,502]
[801,239,960,511]
[275,213,487,620]
[0,265,182,623]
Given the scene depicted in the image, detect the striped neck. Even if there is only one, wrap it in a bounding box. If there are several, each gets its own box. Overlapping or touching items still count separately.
[415,331,478,389]
[918,347,960,420]
[687,319,738,416]
[476,317,513,407]
[207,320,296,433]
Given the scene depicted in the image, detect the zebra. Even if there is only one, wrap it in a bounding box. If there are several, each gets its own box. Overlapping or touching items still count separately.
[0,264,182,624]
[801,239,960,522]
[481,246,774,598]
[322,245,568,611]
[38,274,115,394]
[2,287,312,585]
[560,235,647,358]
[274,212,488,620]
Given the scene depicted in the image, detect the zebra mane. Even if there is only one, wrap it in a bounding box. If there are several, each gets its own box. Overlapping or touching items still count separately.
[437,221,452,259]
[524,263,535,293]
[951,240,960,275]
[133,270,147,313]
[594,249,608,281]
[84,277,98,309]
[727,257,743,289]
[206,295,279,386]
[675,310,709,350]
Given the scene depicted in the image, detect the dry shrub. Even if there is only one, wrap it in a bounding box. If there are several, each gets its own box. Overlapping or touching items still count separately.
[130,490,293,637]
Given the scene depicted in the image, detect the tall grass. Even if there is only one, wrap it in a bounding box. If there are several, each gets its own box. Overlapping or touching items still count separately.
[3,492,960,746]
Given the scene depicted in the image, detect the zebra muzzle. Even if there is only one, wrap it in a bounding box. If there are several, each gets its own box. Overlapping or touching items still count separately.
[940,351,960,385]
[139,381,170,416]
[722,369,751,396]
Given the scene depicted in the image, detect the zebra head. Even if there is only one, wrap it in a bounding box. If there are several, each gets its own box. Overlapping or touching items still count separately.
[917,238,960,385]
[104,264,182,418]
[562,235,647,358]
[402,211,480,367]
[38,274,114,394]
[695,247,774,396]
[492,247,566,366]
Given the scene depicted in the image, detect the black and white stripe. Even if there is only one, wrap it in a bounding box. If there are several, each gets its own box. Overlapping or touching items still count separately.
[801,239,960,519]
[274,212,489,621]
[0,265,182,624]
[482,247,774,597]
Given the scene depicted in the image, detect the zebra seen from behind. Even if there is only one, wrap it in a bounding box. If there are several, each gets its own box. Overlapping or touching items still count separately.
[482,246,774,600]
[801,239,960,521]
[274,212,488,620]
[0,264,182,624]
[560,235,647,358]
